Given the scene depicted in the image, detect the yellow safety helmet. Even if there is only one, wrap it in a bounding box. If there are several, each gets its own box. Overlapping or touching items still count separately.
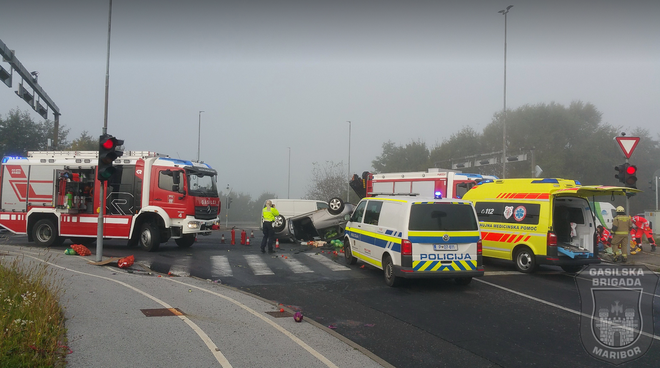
[616,206,625,213]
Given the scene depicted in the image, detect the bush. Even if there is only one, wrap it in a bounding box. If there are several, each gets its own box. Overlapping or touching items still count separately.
[0,255,68,367]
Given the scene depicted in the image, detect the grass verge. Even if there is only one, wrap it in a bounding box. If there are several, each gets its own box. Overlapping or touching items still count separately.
[0,254,68,368]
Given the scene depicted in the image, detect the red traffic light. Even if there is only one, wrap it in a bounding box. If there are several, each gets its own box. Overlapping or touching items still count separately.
[102,138,115,150]
[626,165,637,175]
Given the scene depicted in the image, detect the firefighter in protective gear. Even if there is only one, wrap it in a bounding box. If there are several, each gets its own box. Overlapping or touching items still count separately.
[610,206,632,262]
[630,215,657,253]
[597,225,614,260]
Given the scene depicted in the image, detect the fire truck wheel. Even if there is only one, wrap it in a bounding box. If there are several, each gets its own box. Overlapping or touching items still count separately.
[175,235,195,248]
[139,222,161,252]
[344,238,357,265]
[33,219,63,247]
[273,215,286,232]
[514,246,537,273]
[328,197,345,215]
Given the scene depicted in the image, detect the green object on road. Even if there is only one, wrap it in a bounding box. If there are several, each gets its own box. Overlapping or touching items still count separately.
[64,248,76,255]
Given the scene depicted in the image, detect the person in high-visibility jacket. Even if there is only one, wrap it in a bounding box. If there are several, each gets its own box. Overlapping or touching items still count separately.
[260,200,280,254]
[610,206,633,263]
[630,215,657,253]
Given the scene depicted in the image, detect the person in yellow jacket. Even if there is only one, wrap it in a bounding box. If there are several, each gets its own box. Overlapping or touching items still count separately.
[260,200,280,254]
[610,206,633,263]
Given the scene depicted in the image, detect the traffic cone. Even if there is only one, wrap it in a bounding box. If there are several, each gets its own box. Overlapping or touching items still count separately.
[250,230,254,238]
[246,237,250,246]
[221,234,225,244]
[275,238,280,249]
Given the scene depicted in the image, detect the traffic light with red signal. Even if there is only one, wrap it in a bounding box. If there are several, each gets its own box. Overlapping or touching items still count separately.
[624,164,637,188]
[97,134,124,181]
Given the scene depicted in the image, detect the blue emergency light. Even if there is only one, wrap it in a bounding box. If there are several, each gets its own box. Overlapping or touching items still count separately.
[434,191,443,199]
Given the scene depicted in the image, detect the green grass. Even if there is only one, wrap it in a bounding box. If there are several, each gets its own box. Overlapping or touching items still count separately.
[0,255,68,368]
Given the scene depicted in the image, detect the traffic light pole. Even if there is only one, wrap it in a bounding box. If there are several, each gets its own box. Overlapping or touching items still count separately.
[625,158,631,258]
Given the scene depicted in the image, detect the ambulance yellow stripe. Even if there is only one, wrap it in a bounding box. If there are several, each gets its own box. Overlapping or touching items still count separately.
[408,230,480,238]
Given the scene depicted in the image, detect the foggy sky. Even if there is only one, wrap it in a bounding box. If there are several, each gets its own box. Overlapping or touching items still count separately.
[1,0,659,200]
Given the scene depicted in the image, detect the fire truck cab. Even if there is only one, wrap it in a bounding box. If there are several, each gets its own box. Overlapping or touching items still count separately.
[0,151,220,251]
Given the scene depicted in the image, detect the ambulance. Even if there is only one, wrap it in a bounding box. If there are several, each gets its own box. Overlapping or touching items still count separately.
[462,178,639,273]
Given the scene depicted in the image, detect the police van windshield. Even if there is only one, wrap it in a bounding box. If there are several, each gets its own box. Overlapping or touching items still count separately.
[186,170,218,197]
[409,203,478,231]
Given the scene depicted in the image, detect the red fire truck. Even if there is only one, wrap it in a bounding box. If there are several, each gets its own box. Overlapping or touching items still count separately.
[0,151,220,251]
[350,168,497,199]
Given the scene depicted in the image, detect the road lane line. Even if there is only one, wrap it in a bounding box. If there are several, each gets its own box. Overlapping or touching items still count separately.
[167,277,340,368]
[475,278,660,341]
[245,254,274,275]
[282,256,313,273]
[12,251,232,367]
[210,255,233,277]
[305,253,350,271]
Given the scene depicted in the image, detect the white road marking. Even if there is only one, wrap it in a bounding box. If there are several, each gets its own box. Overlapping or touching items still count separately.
[305,253,350,271]
[167,277,340,368]
[210,255,233,277]
[281,256,313,273]
[475,278,660,341]
[168,255,191,277]
[244,254,274,275]
[14,251,232,368]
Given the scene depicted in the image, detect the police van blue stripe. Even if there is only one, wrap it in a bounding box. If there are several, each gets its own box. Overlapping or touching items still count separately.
[408,236,481,244]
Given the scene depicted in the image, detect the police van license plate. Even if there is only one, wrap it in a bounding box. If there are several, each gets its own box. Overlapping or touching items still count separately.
[433,244,457,251]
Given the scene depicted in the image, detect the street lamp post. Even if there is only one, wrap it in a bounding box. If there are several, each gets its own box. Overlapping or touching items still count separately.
[499,5,513,179]
[347,121,351,202]
[197,110,204,162]
[225,184,231,229]
[287,147,291,199]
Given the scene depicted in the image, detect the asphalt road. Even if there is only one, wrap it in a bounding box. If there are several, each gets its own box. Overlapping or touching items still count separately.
[3,229,660,368]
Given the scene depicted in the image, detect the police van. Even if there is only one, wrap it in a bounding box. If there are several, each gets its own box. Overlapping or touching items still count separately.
[462,178,639,273]
[343,196,484,286]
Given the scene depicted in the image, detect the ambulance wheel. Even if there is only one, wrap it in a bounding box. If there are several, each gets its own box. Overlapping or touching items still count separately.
[33,219,63,247]
[175,234,195,248]
[514,247,537,273]
[383,255,401,287]
[273,215,286,232]
[561,265,584,273]
[328,197,345,215]
[344,238,357,265]
[139,222,161,252]
[454,277,473,286]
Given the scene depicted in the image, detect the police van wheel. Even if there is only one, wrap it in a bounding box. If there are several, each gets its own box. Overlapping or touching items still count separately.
[139,222,161,252]
[383,256,401,287]
[328,197,345,215]
[454,277,472,286]
[514,247,537,273]
[33,219,63,247]
[344,238,357,265]
[561,265,584,273]
[273,215,286,232]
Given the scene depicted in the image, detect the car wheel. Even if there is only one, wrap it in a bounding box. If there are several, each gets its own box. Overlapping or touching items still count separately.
[273,215,286,232]
[514,246,537,273]
[561,265,584,273]
[344,238,357,265]
[175,234,195,248]
[383,255,401,287]
[328,197,345,215]
[454,277,473,286]
[32,219,63,247]
[139,222,161,252]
